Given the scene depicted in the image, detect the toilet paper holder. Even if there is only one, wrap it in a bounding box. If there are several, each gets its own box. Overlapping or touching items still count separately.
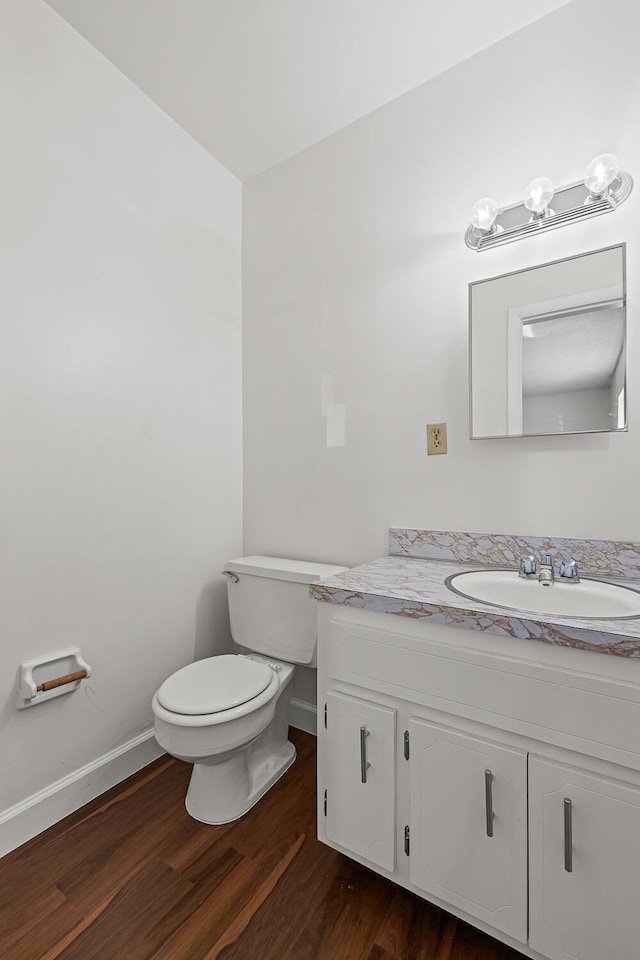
[17,648,92,709]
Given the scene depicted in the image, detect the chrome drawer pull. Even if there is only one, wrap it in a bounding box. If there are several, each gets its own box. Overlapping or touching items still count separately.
[485,769,494,837]
[360,726,370,783]
[564,798,573,873]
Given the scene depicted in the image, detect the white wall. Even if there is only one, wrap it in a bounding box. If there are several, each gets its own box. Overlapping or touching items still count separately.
[523,388,612,435]
[243,0,640,574]
[0,0,242,820]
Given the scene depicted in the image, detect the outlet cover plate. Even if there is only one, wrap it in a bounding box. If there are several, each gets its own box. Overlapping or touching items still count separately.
[427,422,447,455]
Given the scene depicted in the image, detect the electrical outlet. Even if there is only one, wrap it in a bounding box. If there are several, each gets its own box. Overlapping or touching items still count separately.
[427,422,447,455]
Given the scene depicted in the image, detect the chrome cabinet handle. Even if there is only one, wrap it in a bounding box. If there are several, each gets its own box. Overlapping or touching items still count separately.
[360,726,370,783]
[485,769,494,837]
[564,797,573,873]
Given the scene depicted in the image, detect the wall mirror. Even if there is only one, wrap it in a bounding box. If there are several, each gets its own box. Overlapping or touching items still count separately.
[469,244,626,439]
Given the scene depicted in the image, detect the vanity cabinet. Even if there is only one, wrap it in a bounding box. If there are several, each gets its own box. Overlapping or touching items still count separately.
[317,603,640,960]
[528,757,640,960]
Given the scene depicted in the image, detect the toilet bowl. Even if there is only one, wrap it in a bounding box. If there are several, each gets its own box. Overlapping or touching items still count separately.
[152,653,295,824]
[152,555,348,824]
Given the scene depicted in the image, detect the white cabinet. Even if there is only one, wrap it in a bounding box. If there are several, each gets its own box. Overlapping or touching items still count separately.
[409,719,528,943]
[529,756,640,960]
[317,604,640,960]
[325,691,396,871]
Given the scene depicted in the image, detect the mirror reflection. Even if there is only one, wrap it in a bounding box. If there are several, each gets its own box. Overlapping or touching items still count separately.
[469,244,626,439]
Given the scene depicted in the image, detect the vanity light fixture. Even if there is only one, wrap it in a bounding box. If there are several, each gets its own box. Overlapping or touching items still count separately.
[466,154,632,252]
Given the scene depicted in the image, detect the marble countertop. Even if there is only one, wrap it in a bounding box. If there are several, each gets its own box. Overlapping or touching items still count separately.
[310,555,640,658]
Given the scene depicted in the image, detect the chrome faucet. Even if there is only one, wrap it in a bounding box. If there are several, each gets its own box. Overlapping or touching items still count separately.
[518,553,580,585]
[538,553,554,586]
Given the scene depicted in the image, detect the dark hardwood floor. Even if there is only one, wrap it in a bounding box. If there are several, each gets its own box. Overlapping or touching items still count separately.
[0,729,523,960]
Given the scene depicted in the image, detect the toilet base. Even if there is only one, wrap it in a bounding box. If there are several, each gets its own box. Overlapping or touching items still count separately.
[185,737,296,824]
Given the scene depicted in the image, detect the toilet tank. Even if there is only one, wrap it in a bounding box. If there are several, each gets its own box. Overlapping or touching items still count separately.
[223,556,349,664]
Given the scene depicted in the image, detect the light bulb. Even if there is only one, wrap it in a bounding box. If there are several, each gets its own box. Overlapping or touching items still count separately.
[470,197,498,233]
[523,177,555,216]
[584,153,620,196]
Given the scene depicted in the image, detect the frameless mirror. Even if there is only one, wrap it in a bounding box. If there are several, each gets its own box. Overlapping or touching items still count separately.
[469,244,626,439]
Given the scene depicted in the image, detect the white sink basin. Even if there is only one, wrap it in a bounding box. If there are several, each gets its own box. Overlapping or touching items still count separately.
[445,569,640,619]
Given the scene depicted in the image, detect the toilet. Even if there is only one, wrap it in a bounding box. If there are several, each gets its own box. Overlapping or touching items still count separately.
[152,555,348,824]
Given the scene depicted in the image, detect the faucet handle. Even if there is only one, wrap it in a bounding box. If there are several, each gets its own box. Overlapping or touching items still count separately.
[558,559,580,582]
[519,555,538,578]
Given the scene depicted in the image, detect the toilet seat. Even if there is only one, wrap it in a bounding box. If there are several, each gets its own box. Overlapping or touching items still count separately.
[151,656,288,728]
[157,654,273,715]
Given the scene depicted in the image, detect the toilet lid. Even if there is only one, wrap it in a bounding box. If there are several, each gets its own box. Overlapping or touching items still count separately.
[157,655,273,715]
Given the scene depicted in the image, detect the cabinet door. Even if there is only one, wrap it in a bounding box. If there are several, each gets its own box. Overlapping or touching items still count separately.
[325,691,396,871]
[409,719,527,943]
[529,756,640,960]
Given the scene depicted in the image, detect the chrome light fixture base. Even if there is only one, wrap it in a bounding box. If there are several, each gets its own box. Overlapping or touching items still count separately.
[465,171,633,252]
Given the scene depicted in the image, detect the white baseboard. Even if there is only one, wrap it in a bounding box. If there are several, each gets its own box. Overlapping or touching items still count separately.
[289,697,317,736]
[0,728,164,859]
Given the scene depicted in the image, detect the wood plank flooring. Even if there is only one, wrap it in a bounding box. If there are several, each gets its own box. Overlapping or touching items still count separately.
[0,729,523,960]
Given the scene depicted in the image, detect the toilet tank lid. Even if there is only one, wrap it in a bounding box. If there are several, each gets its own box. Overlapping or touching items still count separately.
[225,555,349,584]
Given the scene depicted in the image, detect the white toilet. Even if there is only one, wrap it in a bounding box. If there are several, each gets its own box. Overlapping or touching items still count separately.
[152,555,347,824]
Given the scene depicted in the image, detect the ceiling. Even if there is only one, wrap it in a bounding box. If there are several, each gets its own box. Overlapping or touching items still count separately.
[44,0,573,180]
[523,308,625,396]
